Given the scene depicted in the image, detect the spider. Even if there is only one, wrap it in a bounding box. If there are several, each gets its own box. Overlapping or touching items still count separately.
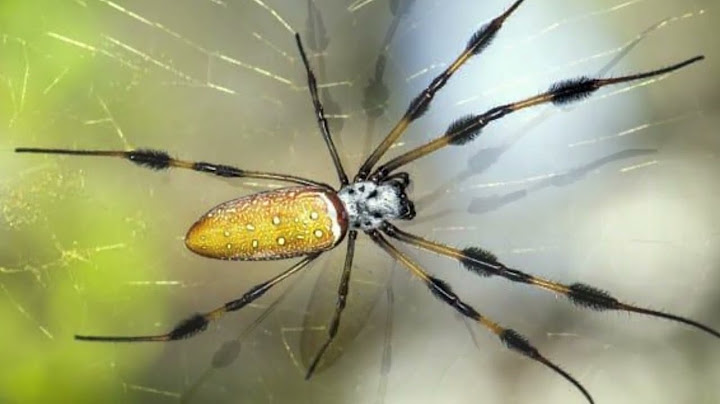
[15,1,719,402]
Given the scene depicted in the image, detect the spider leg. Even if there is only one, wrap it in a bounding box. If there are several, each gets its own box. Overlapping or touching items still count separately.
[355,0,526,181]
[371,56,704,180]
[380,222,720,340]
[14,147,329,188]
[368,230,594,404]
[75,254,320,342]
[295,33,349,186]
[305,230,358,379]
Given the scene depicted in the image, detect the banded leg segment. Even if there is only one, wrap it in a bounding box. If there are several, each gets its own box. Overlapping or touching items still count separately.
[295,34,349,186]
[371,56,704,179]
[14,147,330,188]
[381,222,720,339]
[356,0,526,180]
[367,230,593,404]
[305,230,358,379]
[75,254,320,342]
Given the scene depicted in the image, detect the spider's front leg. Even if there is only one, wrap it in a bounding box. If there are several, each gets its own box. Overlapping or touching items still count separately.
[357,0,527,180]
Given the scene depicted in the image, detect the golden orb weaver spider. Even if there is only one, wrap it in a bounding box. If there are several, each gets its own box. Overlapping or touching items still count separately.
[14,1,719,402]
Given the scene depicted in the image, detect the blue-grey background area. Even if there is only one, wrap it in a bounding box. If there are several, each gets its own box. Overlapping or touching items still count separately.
[1,0,719,403]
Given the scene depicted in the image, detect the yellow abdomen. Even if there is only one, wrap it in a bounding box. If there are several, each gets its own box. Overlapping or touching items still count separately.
[185,187,347,260]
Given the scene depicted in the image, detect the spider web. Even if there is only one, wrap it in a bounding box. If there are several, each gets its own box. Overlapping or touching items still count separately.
[2,0,719,403]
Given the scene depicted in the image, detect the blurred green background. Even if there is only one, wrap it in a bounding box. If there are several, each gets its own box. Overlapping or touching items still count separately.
[2,1,719,403]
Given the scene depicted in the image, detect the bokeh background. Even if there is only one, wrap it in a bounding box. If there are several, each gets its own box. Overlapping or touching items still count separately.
[1,0,719,403]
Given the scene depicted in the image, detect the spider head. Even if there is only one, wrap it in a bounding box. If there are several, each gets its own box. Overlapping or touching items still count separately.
[338,173,415,231]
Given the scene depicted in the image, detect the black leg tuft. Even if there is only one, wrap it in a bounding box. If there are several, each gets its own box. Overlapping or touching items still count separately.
[460,246,499,276]
[567,283,619,311]
[548,77,598,105]
[169,314,209,340]
[500,329,538,357]
[127,149,171,170]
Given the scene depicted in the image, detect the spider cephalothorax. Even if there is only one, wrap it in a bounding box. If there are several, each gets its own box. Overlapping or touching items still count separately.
[338,173,415,231]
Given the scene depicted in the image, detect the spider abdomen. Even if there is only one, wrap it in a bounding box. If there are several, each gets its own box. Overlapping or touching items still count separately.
[185,187,347,260]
